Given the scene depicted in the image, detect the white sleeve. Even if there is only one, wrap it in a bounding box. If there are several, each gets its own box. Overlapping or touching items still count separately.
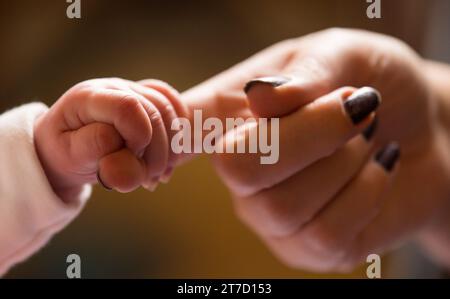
[0,103,91,276]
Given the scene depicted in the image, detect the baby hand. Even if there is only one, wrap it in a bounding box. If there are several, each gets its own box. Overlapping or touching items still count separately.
[34,78,187,201]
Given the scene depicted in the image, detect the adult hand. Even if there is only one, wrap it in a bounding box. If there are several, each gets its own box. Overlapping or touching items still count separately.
[183,28,450,272]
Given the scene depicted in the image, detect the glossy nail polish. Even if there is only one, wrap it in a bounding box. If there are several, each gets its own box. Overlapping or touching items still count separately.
[244,76,291,94]
[344,87,381,124]
[97,171,113,191]
[375,142,400,172]
[362,117,378,141]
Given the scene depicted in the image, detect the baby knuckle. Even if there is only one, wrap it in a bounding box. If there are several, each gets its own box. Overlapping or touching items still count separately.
[158,103,176,122]
[149,110,164,129]
[107,77,125,83]
[118,95,142,119]
[323,27,359,42]
[73,79,96,90]
[93,125,116,155]
[152,79,175,91]
[65,83,94,103]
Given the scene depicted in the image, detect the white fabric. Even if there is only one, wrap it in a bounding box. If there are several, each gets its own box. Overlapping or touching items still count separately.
[0,103,91,276]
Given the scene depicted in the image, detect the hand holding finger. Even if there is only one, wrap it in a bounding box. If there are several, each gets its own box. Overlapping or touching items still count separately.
[214,86,381,197]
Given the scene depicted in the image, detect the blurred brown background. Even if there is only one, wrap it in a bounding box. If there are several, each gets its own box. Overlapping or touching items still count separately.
[0,0,440,278]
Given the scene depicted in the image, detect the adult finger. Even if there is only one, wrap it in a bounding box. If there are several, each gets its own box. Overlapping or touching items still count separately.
[213,87,381,197]
[258,142,400,272]
[299,142,400,259]
[235,133,376,238]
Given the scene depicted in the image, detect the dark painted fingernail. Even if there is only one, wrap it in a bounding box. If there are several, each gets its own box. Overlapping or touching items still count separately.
[344,87,381,125]
[97,171,113,191]
[244,76,291,94]
[375,142,400,172]
[362,116,378,141]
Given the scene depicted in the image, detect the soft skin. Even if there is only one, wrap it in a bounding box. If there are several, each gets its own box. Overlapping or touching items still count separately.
[34,78,188,200]
[182,28,450,272]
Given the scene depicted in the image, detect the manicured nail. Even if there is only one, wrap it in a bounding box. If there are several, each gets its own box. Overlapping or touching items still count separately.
[244,76,291,94]
[159,167,173,184]
[344,87,381,125]
[375,142,400,172]
[96,171,112,191]
[362,116,378,141]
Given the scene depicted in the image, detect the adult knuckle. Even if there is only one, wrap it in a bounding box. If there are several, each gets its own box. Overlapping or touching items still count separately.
[212,153,261,196]
[274,248,323,272]
[303,224,343,255]
[277,254,305,270]
[253,194,299,236]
